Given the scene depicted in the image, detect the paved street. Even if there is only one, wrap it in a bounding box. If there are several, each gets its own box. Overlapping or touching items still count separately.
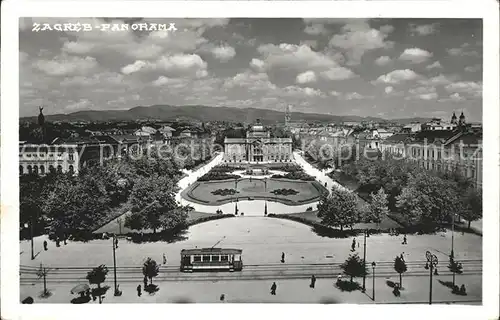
[21,274,482,304]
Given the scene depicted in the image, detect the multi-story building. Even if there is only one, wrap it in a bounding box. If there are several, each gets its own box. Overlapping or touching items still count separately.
[224,120,292,163]
[19,143,79,175]
[380,129,482,190]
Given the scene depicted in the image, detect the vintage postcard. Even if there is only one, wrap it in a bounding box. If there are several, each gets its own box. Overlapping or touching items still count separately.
[1,1,499,320]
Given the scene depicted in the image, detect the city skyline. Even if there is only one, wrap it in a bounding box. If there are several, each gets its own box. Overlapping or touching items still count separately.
[20,18,482,121]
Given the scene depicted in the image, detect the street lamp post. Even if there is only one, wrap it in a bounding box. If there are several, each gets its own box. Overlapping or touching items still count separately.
[24,219,35,260]
[371,261,376,301]
[362,229,367,292]
[424,251,438,305]
[264,179,268,216]
[451,213,455,259]
[112,236,118,296]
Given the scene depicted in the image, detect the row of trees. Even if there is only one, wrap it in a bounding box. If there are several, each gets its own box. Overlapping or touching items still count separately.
[337,157,482,229]
[20,147,196,239]
[317,187,389,231]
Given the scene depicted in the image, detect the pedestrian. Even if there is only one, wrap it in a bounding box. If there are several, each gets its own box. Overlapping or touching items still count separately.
[281,252,285,263]
[351,238,356,252]
[143,275,148,288]
[163,253,167,265]
[43,240,48,251]
[310,275,316,288]
[400,253,404,261]
[270,282,277,295]
[137,284,142,297]
[115,237,119,249]
[337,274,342,284]
[63,234,67,245]
[220,294,225,302]
[402,235,407,245]
[56,237,60,247]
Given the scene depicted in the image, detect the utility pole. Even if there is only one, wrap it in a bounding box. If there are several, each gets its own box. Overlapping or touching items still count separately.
[362,229,367,292]
[30,217,35,260]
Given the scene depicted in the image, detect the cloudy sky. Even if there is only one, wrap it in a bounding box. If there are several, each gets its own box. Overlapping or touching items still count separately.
[19,18,482,121]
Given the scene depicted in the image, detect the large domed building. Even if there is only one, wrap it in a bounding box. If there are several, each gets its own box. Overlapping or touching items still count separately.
[223,120,292,163]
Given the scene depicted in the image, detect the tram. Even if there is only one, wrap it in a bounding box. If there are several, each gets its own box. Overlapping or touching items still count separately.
[180,248,243,272]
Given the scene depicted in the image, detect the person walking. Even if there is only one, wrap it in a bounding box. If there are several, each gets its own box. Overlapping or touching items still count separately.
[281,252,285,263]
[351,238,356,252]
[137,284,142,297]
[163,253,167,265]
[43,240,48,251]
[310,275,316,289]
[402,235,407,245]
[270,282,277,295]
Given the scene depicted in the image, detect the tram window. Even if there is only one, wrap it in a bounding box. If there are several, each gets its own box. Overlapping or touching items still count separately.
[221,255,229,261]
[212,255,220,262]
[202,255,210,262]
[193,255,201,262]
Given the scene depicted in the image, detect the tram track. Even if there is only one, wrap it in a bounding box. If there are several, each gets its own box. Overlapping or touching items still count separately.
[20,259,482,283]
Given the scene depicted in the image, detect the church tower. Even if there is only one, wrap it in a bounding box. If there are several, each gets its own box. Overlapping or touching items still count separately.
[451,112,457,125]
[459,111,466,127]
[285,104,291,128]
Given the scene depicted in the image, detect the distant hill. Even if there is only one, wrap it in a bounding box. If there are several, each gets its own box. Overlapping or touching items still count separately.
[20,104,431,124]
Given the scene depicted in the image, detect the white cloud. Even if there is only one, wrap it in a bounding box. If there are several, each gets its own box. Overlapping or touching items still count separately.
[296,71,317,84]
[62,41,96,54]
[223,71,276,91]
[66,99,91,111]
[281,86,325,97]
[465,64,481,72]
[121,54,208,77]
[408,86,436,95]
[60,72,125,87]
[211,45,236,62]
[257,43,341,70]
[126,44,164,60]
[410,23,438,36]
[426,61,442,69]
[449,93,466,101]
[330,91,342,97]
[406,92,438,100]
[447,47,480,57]
[34,54,98,76]
[249,58,266,72]
[399,48,433,63]
[320,67,357,80]
[385,86,394,94]
[121,60,148,75]
[418,74,457,86]
[328,21,394,65]
[375,56,391,66]
[445,81,482,96]
[304,23,328,35]
[374,69,421,84]
[344,92,366,100]
[379,25,395,34]
[152,76,188,87]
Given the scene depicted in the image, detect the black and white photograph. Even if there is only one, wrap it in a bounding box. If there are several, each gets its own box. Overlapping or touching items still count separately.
[1,1,499,319]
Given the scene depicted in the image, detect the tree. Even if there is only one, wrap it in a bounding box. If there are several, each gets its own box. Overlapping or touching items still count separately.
[369,188,389,226]
[448,256,463,287]
[142,257,159,286]
[36,263,50,297]
[393,256,407,288]
[317,188,359,231]
[340,254,367,283]
[460,187,482,230]
[124,212,146,231]
[128,175,179,233]
[86,265,109,304]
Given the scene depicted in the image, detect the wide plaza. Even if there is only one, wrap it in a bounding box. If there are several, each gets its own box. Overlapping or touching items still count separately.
[20,151,483,304]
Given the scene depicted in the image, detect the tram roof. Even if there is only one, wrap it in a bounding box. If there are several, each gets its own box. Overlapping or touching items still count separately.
[181,248,242,255]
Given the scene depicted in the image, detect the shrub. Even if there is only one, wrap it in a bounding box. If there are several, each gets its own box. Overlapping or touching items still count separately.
[270,188,299,196]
